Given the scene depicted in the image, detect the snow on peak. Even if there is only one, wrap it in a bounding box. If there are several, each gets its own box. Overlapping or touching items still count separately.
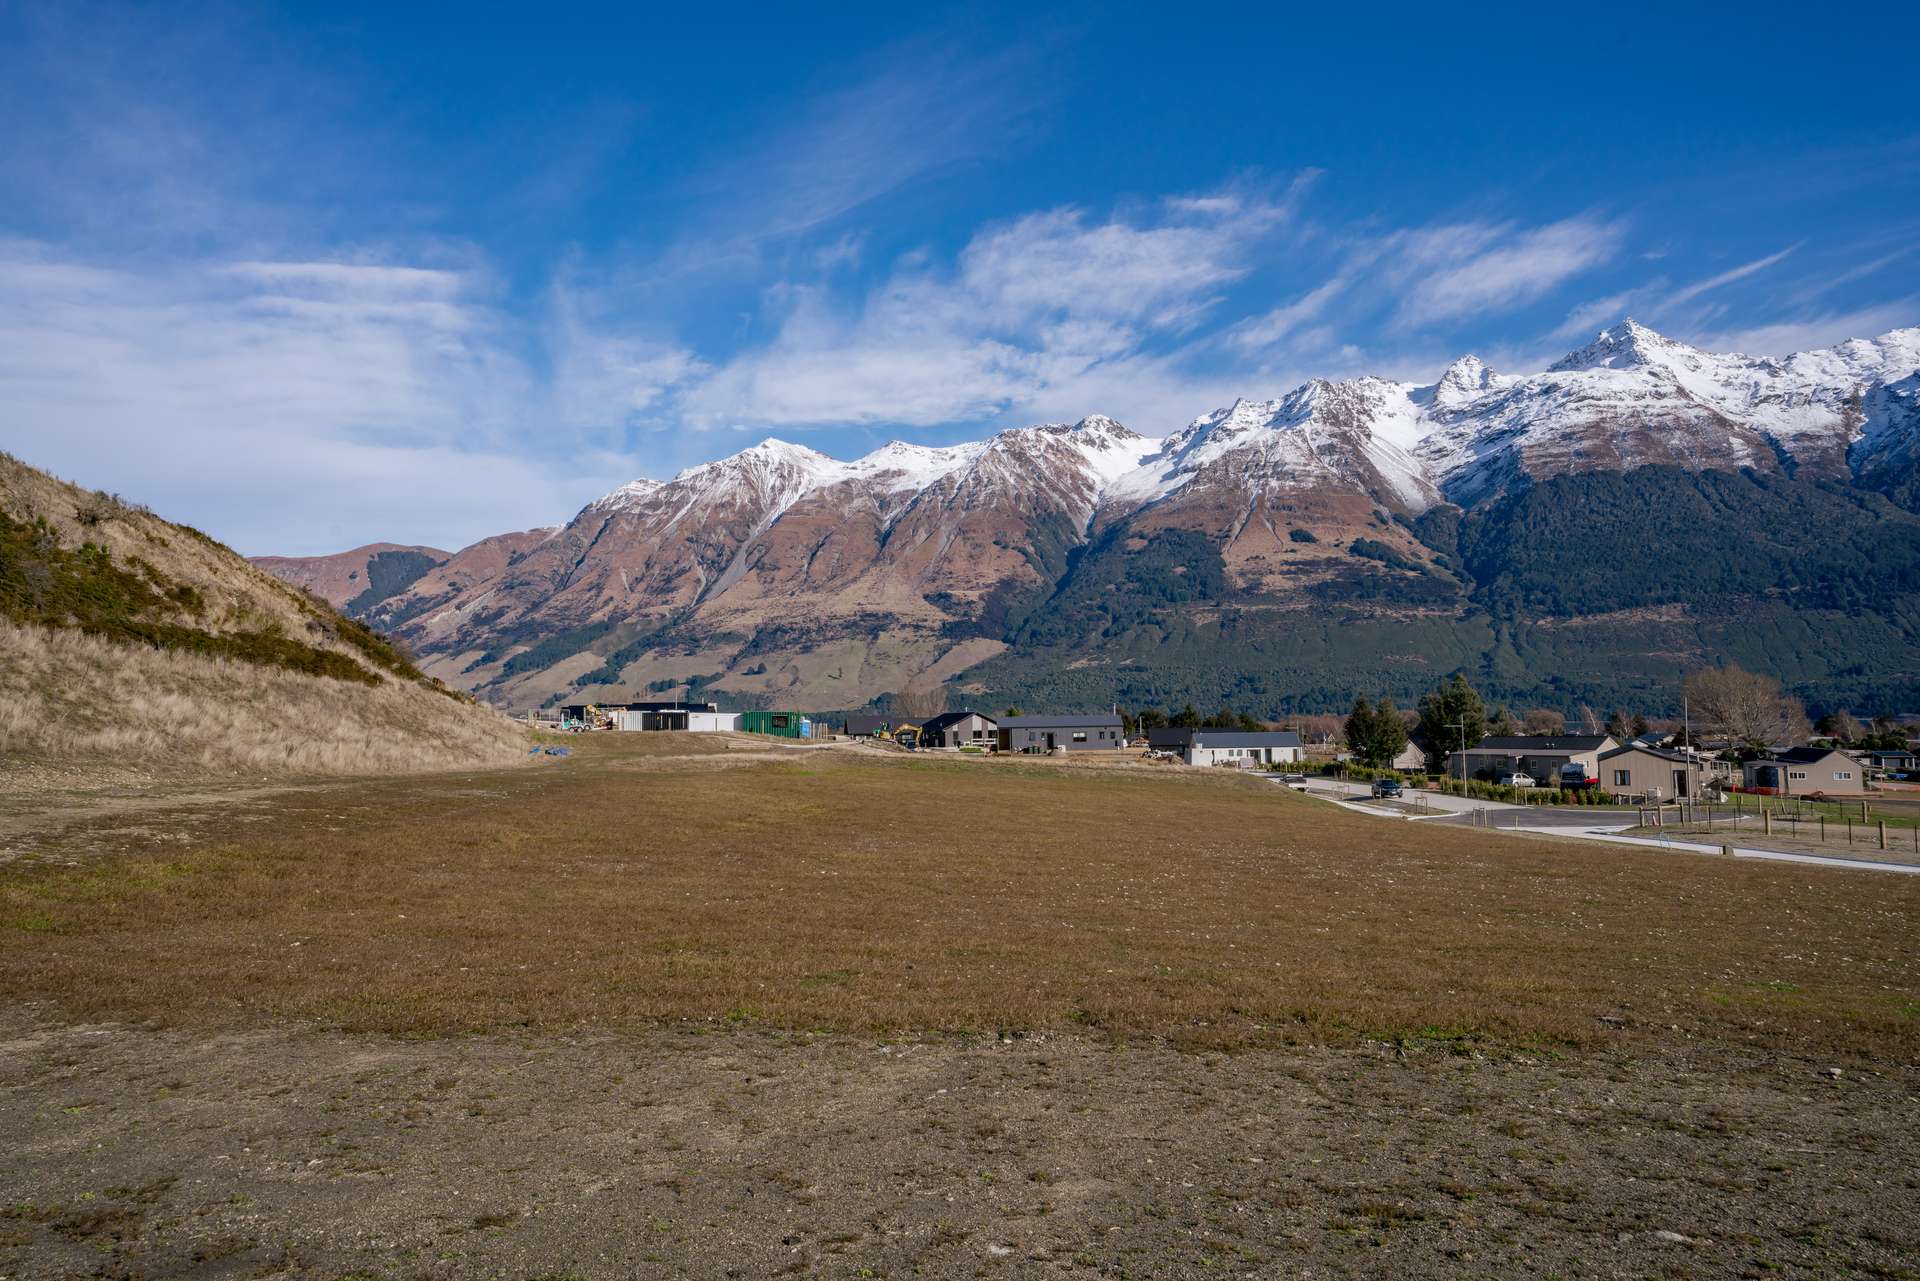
[587,477,663,513]
[1433,354,1496,406]
[1548,318,1696,373]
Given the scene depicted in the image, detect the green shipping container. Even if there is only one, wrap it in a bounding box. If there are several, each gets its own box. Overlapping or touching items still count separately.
[742,710,807,738]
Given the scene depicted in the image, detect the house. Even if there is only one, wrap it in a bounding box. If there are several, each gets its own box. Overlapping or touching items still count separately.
[997,714,1126,753]
[1598,745,1705,800]
[1183,730,1302,769]
[1853,747,1916,777]
[1453,734,1619,785]
[588,699,720,731]
[916,710,999,749]
[742,711,812,739]
[1389,740,1427,772]
[842,714,892,739]
[1743,747,1867,796]
[1147,727,1196,752]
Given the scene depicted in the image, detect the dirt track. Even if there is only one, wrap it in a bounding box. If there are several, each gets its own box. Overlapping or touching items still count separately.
[4,1013,1917,1280]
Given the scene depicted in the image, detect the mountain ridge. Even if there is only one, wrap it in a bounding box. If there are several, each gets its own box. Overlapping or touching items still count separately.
[254,319,1920,718]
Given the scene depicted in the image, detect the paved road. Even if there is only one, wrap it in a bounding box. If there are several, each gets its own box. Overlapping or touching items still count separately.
[1295,781,1920,874]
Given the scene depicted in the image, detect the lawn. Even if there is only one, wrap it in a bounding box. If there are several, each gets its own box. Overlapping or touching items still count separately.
[2,735,1916,1057]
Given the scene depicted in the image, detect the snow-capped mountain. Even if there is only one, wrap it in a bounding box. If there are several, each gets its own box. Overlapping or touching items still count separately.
[259,319,1920,715]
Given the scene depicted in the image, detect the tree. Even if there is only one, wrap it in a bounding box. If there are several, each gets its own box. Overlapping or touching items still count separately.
[1002,705,1022,718]
[1488,705,1519,737]
[1630,713,1650,737]
[1815,709,1862,742]
[1521,708,1565,735]
[1417,674,1487,776]
[1683,664,1810,750]
[894,681,946,721]
[1347,696,1410,769]
[1173,702,1201,729]
[1604,708,1631,739]
[1136,707,1168,733]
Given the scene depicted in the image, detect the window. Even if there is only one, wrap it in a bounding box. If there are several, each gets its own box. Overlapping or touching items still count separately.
[1834,771,1852,781]
[1788,770,1807,781]
[1612,769,1631,787]
[771,714,789,728]
[1072,732,1088,743]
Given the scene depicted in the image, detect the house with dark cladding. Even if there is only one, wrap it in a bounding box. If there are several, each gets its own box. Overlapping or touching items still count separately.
[997,714,1126,753]
[915,711,999,749]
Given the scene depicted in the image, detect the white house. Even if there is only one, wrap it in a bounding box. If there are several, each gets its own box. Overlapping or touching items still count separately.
[1184,730,1304,769]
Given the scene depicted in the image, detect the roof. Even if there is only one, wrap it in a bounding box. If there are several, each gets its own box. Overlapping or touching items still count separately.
[842,714,890,734]
[999,714,1123,729]
[1600,745,1699,764]
[1147,727,1195,747]
[1189,731,1303,749]
[919,710,996,733]
[1471,735,1613,751]
[1762,746,1853,765]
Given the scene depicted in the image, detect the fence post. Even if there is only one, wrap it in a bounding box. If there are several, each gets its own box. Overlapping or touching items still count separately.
[1880,821,1888,851]
[1763,808,1772,836]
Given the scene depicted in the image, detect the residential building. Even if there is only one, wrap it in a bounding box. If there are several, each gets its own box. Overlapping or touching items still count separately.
[916,711,999,749]
[1183,730,1302,768]
[1598,745,1705,799]
[997,714,1126,753]
[1453,735,1620,785]
[1389,741,1427,772]
[585,699,719,731]
[1146,727,1196,752]
[1853,747,1916,776]
[1743,747,1867,796]
[841,714,891,739]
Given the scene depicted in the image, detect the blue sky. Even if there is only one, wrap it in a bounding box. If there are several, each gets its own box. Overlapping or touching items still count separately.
[2,1,1917,554]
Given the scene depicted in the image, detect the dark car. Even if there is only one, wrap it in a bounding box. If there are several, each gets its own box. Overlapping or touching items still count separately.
[1371,778,1404,799]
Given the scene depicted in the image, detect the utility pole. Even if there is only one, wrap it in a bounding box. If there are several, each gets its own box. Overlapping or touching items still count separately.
[1453,717,1469,784]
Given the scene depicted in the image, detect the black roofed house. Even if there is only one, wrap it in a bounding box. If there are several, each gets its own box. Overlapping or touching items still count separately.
[1743,747,1867,796]
[1183,730,1303,769]
[997,714,1126,753]
[842,714,891,739]
[1147,727,1196,752]
[916,710,999,749]
[1454,734,1619,785]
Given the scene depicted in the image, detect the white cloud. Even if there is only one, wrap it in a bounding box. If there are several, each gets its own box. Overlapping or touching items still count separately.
[676,188,1297,429]
[1661,243,1801,309]
[0,241,632,554]
[1686,298,1920,357]
[1395,217,1624,326]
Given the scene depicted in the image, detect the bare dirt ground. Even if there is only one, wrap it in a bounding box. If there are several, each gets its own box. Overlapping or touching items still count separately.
[6,1013,1915,1280]
[3,734,1917,1278]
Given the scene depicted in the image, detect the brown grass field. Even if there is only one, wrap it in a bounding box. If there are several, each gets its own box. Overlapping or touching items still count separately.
[3,734,1918,1278]
[4,733,1915,1053]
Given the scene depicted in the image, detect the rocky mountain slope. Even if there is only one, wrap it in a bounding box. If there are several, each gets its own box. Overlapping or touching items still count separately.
[1,452,527,780]
[260,321,1920,717]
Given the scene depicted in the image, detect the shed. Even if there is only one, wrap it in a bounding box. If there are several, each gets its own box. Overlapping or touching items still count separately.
[742,710,808,739]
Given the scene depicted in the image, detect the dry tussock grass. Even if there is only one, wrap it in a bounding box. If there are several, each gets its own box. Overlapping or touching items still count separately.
[0,620,527,780]
[2,737,1914,1057]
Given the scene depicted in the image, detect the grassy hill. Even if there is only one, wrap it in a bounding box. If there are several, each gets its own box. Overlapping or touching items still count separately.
[0,452,527,783]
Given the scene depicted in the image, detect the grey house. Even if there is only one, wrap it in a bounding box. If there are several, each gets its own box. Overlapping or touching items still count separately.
[1454,734,1619,784]
[997,714,1126,753]
[916,710,999,749]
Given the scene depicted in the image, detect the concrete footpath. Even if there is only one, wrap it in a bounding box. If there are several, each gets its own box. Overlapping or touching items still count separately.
[1286,777,1920,876]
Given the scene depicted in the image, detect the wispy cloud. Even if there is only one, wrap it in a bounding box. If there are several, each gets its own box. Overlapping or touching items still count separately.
[674,183,1301,430]
[1662,243,1802,309]
[1394,216,1624,327]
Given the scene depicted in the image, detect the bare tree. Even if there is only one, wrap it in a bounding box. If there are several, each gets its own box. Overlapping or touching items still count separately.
[1684,664,1810,749]
[1521,708,1565,735]
[893,681,947,722]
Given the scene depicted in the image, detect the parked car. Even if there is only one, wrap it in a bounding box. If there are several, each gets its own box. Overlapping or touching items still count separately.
[1371,778,1403,799]
[1498,772,1536,789]
[1280,773,1310,791]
